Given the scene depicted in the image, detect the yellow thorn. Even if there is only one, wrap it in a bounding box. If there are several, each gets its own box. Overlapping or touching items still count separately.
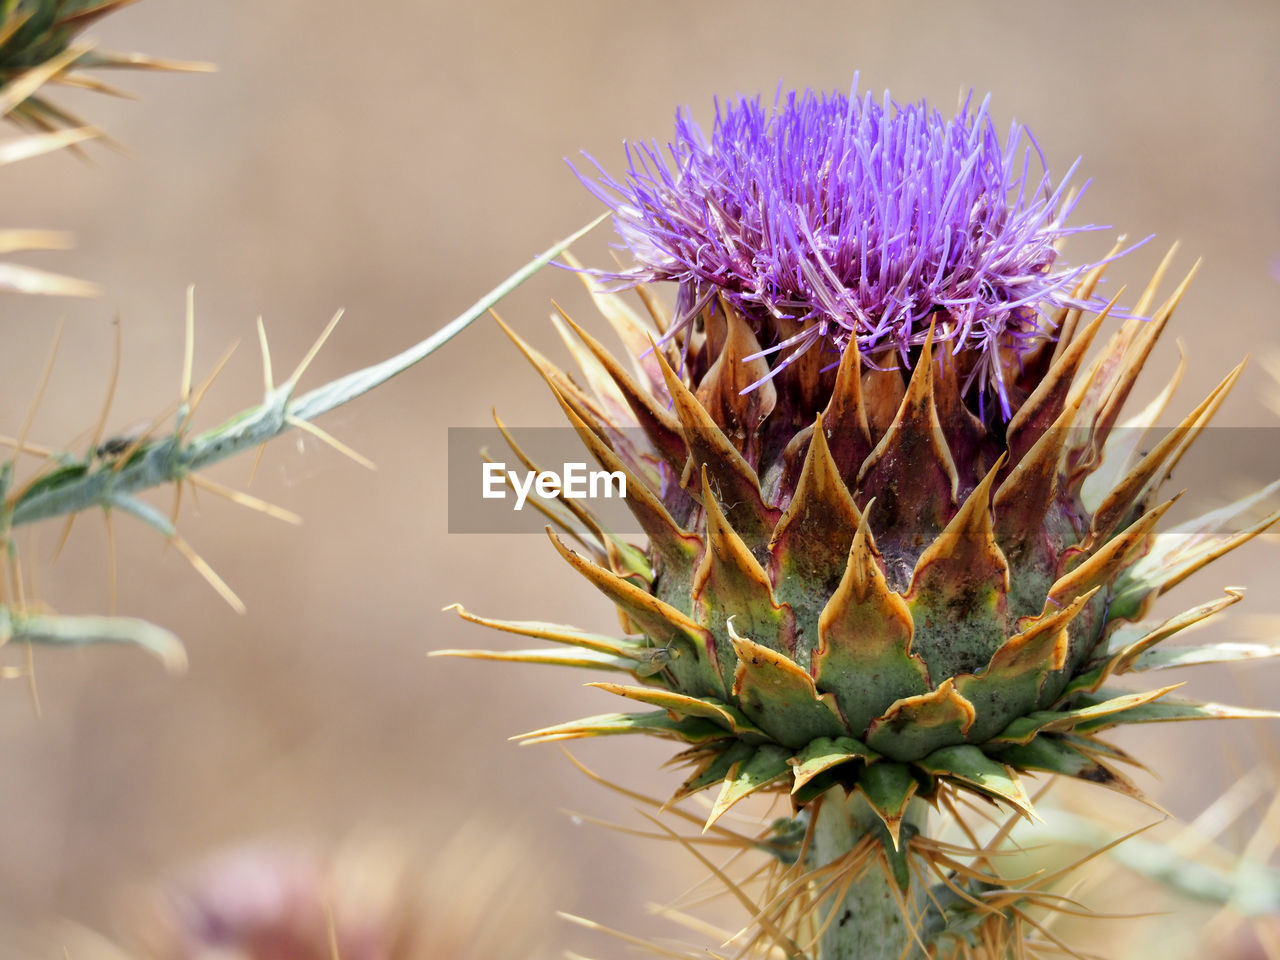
[1133,242,1181,318]
[178,340,240,437]
[556,914,698,960]
[10,320,64,473]
[169,533,246,614]
[23,641,41,719]
[285,415,376,471]
[256,315,274,395]
[637,811,807,960]
[0,434,54,458]
[181,285,195,402]
[246,442,268,488]
[285,309,344,391]
[87,315,122,456]
[166,479,184,552]
[187,473,302,525]
[558,748,754,843]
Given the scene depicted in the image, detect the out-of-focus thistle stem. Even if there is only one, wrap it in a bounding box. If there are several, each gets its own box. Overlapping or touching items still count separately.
[0,0,605,668]
[3,215,605,530]
[812,790,929,960]
[1,216,602,666]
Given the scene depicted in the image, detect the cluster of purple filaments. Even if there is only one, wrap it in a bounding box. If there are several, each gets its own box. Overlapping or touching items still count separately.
[578,82,1130,418]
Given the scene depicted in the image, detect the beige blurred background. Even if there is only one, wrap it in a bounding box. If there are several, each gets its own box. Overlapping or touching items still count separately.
[1,0,1279,955]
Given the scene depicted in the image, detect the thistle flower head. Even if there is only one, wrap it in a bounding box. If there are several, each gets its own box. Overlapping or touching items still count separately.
[580,82,1126,417]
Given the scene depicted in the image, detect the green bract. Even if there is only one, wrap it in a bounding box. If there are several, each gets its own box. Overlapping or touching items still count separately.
[446,257,1280,847]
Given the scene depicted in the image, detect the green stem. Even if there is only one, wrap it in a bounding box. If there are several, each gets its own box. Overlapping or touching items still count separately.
[4,214,607,530]
[812,790,929,960]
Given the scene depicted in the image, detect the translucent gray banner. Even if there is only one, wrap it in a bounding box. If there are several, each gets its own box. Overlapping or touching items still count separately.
[447,426,1280,536]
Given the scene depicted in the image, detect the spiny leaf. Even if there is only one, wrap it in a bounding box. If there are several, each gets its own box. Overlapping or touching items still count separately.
[1086,361,1244,546]
[548,383,702,585]
[727,621,845,749]
[549,306,632,426]
[1005,296,1111,468]
[443,604,643,657]
[13,218,607,527]
[769,412,863,605]
[987,735,1150,805]
[706,744,794,830]
[996,685,1184,744]
[915,745,1034,820]
[547,530,722,696]
[905,456,1010,680]
[1109,499,1280,621]
[1078,339,1186,513]
[653,336,780,546]
[814,508,929,734]
[994,388,1084,558]
[815,332,873,483]
[517,710,728,745]
[561,250,672,396]
[931,338,989,480]
[1131,640,1280,672]
[1067,693,1280,734]
[856,325,959,540]
[557,309,688,472]
[790,736,880,793]
[431,646,638,672]
[0,607,185,672]
[692,467,795,664]
[694,296,777,458]
[673,740,755,802]
[584,682,765,739]
[955,589,1096,742]
[1048,496,1178,608]
[1102,589,1244,679]
[856,761,918,849]
[866,678,976,761]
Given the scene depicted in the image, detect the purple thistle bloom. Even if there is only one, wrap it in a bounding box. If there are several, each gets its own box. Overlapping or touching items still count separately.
[576,81,1136,418]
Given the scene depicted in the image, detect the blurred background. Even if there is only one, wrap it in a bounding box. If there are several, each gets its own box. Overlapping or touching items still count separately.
[1,0,1279,956]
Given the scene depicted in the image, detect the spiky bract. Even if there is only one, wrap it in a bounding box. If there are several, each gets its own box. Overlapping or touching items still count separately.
[445,249,1280,846]
[0,0,209,136]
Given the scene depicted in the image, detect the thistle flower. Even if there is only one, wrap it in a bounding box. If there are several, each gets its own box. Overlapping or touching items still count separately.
[445,82,1280,958]
[578,83,1134,418]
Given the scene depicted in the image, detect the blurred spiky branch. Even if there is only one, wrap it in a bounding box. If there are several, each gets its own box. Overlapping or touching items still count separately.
[0,0,602,668]
[0,218,601,663]
[4,218,602,531]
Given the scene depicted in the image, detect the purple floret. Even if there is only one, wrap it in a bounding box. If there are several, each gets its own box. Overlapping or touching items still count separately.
[576,80,1134,418]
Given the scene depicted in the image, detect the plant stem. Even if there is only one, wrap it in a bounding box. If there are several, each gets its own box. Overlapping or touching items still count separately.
[5,215,606,530]
[812,789,929,960]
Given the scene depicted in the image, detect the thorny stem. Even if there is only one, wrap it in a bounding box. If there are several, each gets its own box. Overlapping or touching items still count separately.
[812,789,929,960]
[3,215,606,531]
